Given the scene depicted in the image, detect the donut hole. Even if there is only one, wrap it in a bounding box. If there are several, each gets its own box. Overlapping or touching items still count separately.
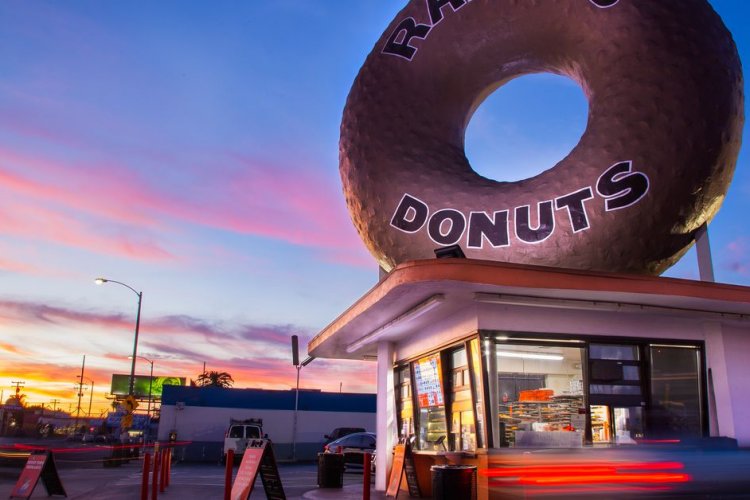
[464,73,588,183]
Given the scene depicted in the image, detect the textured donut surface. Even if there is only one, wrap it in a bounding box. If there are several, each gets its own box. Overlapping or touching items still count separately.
[340,0,744,274]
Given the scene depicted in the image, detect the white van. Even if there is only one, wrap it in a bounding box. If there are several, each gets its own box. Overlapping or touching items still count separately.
[222,418,263,463]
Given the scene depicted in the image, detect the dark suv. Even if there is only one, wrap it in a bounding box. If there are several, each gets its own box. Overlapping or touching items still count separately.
[324,427,366,444]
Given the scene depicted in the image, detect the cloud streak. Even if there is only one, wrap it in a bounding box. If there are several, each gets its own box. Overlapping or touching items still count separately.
[0,298,376,406]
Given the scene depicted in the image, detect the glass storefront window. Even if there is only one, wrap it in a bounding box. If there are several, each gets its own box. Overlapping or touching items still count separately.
[395,366,414,439]
[590,385,642,395]
[590,344,639,360]
[468,338,486,448]
[449,347,475,452]
[419,407,447,450]
[649,345,702,439]
[495,342,586,447]
[414,354,447,450]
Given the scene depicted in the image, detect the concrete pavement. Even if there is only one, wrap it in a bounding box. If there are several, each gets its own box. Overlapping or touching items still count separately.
[0,460,392,499]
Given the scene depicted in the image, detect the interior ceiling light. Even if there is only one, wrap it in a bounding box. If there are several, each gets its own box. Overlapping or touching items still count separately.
[497,351,564,361]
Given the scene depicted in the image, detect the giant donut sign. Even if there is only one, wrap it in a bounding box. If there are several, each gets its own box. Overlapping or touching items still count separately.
[340,0,744,275]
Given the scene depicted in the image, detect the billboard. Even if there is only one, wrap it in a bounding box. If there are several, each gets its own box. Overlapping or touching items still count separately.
[110,374,184,398]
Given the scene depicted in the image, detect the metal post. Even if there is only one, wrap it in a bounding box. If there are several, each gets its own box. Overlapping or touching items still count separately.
[147,360,153,434]
[160,449,167,493]
[75,355,85,430]
[695,222,715,282]
[151,450,160,500]
[363,452,372,500]
[95,278,143,398]
[292,364,300,461]
[224,449,234,500]
[88,380,94,417]
[129,291,143,396]
[141,452,151,500]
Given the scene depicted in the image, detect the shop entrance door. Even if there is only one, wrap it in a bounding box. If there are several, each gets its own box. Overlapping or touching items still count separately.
[613,407,643,444]
[590,405,644,445]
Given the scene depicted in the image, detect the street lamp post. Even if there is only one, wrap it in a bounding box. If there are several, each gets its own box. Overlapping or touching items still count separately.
[130,355,154,438]
[95,278,143,396]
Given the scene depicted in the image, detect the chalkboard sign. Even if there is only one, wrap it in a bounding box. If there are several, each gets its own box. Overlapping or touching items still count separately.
[231,439,285,500]
[10,451,66,499]
[403,443,421,498]
[386,441,421,498]
[258,442,285,500]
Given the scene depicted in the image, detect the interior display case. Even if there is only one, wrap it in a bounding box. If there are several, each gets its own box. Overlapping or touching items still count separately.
[498,395,585,447]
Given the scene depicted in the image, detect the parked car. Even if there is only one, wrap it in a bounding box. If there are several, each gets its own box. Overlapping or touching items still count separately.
[95,434,115,444]
[66,432,85,442]
[323,432,376,470]
[323,427,366,445]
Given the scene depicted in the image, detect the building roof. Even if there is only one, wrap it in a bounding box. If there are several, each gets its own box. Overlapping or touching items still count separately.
[161,385,376,413]
[308,258,750,360]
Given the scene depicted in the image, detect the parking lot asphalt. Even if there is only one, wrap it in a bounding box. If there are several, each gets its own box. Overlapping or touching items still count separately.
[0,459,386,499]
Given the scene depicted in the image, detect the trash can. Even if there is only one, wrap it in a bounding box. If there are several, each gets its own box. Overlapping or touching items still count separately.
[104,443,123,468]
[431,464,477,500]
[317,452,345,488]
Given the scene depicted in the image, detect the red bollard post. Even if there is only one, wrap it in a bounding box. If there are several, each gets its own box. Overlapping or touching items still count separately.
[363,452,371,500]
[151,450,160,500]
[224,448,234,500]
[165,448,171,488]
[141,453,151,500]
[160,450,167,493]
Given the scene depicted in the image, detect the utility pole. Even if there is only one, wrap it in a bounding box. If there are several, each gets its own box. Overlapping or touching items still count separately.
[75,355,85,431]
[50,399,60,412]
[10,381,25,405]
[88,380,94,417]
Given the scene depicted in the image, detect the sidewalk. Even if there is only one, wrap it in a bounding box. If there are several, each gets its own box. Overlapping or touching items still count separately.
[302,483,389,499]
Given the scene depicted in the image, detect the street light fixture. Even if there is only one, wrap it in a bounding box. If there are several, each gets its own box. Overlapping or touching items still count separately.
[95,277,143,396]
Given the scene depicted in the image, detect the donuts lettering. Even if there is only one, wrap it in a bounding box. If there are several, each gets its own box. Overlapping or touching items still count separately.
[341,0,744,274]
[383,0,620,61]
[391,161,649,249]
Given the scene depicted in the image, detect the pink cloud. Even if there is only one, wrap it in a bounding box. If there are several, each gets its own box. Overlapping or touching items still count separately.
[0,145,369,266]
[723,237,750,276]
[0,298,377,407]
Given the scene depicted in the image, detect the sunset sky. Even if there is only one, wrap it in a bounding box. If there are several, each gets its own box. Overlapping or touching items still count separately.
[1,1,748,416]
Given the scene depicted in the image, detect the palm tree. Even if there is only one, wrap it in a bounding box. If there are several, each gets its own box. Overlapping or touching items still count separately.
[4,394,26,407]
[196,370,234,388]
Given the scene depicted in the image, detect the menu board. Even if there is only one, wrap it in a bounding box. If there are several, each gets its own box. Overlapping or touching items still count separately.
[414,354,444,408]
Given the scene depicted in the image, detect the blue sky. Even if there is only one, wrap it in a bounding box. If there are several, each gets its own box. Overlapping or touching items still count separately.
[0,1,747,413]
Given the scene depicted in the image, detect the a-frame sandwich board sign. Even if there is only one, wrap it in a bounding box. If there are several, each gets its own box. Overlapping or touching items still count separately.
[230,439,285,500]
[10,450,67,498]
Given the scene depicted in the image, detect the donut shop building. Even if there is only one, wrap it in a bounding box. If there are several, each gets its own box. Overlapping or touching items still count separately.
[318,0,745,494]
[307,258,750,491]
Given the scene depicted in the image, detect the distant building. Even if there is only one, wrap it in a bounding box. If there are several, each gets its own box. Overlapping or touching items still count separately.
[158,385,376,461]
